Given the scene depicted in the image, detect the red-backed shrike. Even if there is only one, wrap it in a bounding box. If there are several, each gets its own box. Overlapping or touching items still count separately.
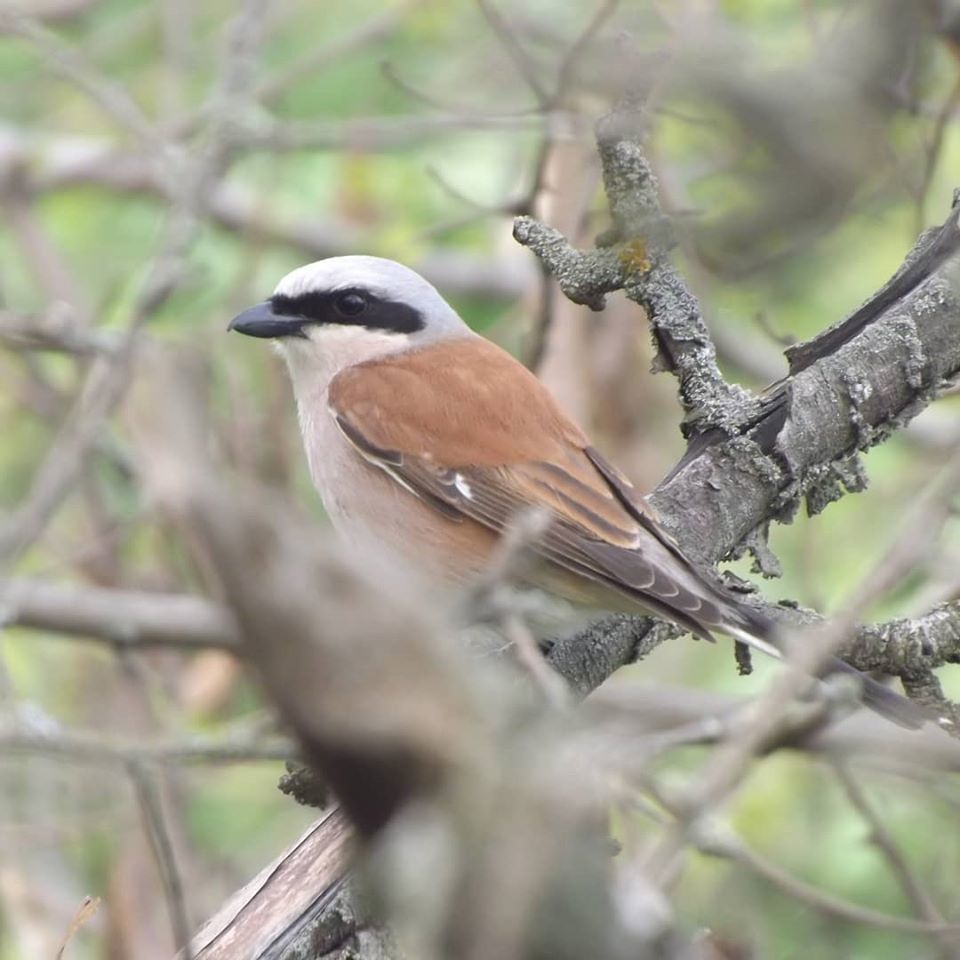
[230,255,925,728]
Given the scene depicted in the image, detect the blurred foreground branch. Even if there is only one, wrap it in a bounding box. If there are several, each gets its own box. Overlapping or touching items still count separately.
[183,676,960,960]
[137,359,681,960]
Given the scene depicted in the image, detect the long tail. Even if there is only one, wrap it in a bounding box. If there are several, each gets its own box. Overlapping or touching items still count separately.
[723,606,929,730]
[562,458,932,729]
[826,656,929,730]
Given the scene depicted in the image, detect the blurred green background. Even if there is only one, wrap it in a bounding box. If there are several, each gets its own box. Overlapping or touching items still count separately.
[1,1,959,957]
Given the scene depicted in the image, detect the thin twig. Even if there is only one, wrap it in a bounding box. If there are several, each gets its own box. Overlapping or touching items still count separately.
[502,612,570,709]
[524,261,558,370]
[381,60,542,118]
[55,896,101,960]
[240,110,577,152]
[0,310,119,356]
[129,762,194,960]
[257,5,408,105]
[0,9,169,158]
[704,828,960,936]
[834,764,959,960]
[915,73,960,235]
[475,0,549,103]
[553,0,620,105]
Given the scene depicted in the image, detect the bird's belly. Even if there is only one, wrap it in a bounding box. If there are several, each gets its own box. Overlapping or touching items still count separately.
[331,477,497,587]
[303,414,498,591]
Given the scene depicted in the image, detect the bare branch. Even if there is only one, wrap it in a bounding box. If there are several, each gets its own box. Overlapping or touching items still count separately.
[0,717,293,765]
[0,1,270,571]
[184,809,371,960]
[589,682,960,773]
[236,110,583,153]
[257,6,407,106]
[130,762,195,960]
[0,130,532,300]
[0,309,118,356]
[700,827,960,936]
[475,0,550,104]
[0,577,238,650]
[834,764,957,959]
[0,10,164,153]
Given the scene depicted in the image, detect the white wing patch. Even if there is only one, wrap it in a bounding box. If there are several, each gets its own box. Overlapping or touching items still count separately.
[331,410,463,521]
[454,474,473,500]
[723,622,782,661]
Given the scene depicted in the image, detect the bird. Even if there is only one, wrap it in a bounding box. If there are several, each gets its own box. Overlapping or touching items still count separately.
[229,255,927,729]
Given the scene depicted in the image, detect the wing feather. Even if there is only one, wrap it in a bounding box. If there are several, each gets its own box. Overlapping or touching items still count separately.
[328,337,729,639]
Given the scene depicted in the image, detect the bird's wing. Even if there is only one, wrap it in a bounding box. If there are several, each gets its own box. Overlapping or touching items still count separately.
[328,336,732,638]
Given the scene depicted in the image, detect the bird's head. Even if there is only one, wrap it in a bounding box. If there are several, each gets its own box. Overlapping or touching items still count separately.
[229,256,470,386]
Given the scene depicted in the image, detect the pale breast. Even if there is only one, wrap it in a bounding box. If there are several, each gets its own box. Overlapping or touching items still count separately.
[297,390,499,593]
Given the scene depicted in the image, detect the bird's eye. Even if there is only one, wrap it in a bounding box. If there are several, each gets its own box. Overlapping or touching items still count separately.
[334,292,368,317]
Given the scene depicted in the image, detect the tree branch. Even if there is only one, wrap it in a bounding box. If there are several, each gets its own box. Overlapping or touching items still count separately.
[516,103,960,697]
[0,576,238,649]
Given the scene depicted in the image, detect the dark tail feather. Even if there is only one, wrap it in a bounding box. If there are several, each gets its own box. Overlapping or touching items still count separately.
[723,604,930,730]
[826,657,928,730]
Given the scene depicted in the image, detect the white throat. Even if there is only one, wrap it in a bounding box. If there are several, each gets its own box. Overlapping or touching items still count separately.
[277,324,413,400]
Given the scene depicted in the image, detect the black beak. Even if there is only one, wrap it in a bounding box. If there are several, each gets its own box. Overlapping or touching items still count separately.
[228,302,306,339]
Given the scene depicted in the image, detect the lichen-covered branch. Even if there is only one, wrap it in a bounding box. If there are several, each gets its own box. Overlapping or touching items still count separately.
[517,102,960,700]
[595,110,758,434]
[515,106,759,434]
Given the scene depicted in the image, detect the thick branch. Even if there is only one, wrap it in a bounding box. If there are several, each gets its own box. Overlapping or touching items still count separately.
[517,108,960,695]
